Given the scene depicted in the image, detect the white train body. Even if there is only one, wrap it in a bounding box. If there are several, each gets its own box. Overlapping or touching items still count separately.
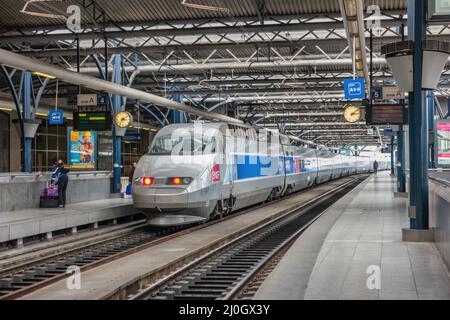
[132,122,389,226]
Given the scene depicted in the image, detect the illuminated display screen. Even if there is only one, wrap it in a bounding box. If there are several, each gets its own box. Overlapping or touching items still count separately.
[73,111,112,131]
[366,104,408,125]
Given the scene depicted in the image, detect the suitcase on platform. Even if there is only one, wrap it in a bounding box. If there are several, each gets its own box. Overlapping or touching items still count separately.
[42,180,58,197]
[43,187,58,197]
[40,195,59,208]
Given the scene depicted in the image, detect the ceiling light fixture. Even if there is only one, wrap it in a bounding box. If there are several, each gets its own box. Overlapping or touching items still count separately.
[181,0,229,13]
[21,0,66,19]
[33,71,56,79]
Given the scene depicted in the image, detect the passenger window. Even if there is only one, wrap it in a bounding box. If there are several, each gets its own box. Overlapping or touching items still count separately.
[238,128,245,138]
[210,137,216,153]
[249,129,256,140]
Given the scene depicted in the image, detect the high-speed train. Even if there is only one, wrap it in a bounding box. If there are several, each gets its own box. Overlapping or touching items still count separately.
[132,122,389,226]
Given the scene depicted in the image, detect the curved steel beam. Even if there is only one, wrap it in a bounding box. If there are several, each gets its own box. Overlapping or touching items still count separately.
[0,65,26,171]
[32,77,49,117]
[0,49,244,124]
[135,103,165,126]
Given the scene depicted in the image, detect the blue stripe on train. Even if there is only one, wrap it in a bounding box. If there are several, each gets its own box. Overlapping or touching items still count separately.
[235,155,282,179]
[234,155,315,180]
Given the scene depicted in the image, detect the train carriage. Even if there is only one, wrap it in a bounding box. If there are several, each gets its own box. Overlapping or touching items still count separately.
[281,142,318,194]
[132,122,388,226]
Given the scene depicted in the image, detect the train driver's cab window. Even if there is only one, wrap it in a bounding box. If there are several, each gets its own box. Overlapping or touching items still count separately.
[148,134,216,155]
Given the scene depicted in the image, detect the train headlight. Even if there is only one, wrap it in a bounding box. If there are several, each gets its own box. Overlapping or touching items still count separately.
[166,177,193,185]
[141,177,154,186]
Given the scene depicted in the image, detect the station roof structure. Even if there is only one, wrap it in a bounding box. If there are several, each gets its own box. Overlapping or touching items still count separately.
[0,0,448,148]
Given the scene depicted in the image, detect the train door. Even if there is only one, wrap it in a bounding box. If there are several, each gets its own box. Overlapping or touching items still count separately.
[221,129,235,211]
[280,140,287,194]
[315,149,321,184]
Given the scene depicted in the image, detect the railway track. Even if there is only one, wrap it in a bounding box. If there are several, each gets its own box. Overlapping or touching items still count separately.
[0,175,366,300]
[129,175,367,300]
[0,221,206,299]
[0,226,152,299]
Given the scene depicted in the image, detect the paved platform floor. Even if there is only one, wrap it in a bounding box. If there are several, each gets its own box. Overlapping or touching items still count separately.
[0,198,139,244]
[255,171,450,300]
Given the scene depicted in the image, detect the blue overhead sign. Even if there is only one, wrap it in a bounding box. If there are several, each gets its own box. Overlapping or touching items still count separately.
[48,109,64,125]
[384,128,395,137]
[344,78,365,99]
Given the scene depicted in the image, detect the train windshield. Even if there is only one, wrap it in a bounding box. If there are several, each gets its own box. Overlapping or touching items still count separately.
[148,134,216,155]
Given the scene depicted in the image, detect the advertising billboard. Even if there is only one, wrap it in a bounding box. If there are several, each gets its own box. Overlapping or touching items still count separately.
[68,128,97,170]
[436,120,450,167]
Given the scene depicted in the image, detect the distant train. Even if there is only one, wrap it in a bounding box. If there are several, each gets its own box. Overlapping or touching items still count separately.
[132,122,389,226]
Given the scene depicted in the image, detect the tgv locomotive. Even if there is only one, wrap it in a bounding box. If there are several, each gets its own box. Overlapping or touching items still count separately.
[132,122,388,226]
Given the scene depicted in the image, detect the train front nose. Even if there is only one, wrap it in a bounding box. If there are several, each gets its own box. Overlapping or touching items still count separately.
[131,153,215,226]
[132,185,188,209]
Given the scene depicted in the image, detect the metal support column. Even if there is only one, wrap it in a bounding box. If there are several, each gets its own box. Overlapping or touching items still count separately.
[171,94,184,123]
[397,126,406,192]
[408,0,429,230]
[21,71,33,173]
[427,91,435,168]
[397,22,407,193]
[112,54,122,193]
[390,136,395,175]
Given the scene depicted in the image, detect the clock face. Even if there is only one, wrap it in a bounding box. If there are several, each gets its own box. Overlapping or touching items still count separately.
[343,106,362,123]
[115,111,132,128]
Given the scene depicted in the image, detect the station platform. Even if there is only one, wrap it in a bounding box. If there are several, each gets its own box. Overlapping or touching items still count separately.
[0,198,141,247]
[255,171,450,300]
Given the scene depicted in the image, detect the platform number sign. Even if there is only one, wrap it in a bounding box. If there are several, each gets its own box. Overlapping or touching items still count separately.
[48,109,64,125]
[344,78,365,100]
[97,93,108,107]
[371,87,383,100]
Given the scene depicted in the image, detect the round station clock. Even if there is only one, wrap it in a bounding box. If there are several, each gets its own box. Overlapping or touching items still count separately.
[343,105,362,123]
[115,111,132,128]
